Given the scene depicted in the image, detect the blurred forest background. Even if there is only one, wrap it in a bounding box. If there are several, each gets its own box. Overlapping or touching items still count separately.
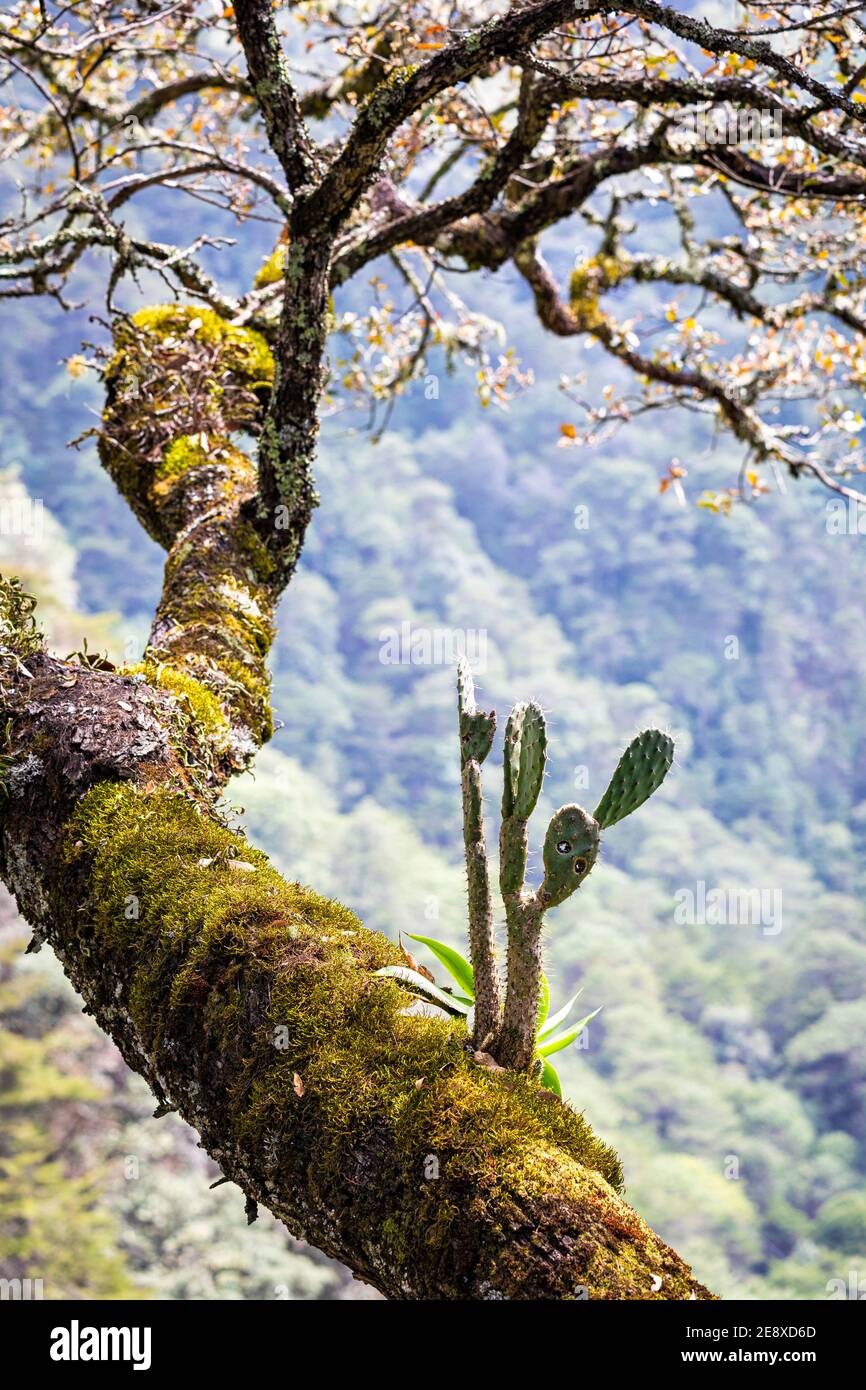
[2,178,866,1300]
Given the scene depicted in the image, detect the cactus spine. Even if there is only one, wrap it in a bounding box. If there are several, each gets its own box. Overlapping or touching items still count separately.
[456,658,500,1048]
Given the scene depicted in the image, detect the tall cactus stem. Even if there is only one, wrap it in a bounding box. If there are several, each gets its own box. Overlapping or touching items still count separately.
[456,659,500,1047]
[496,699,550,1068]
[497,895,545,1071]
[454,670,674,1077]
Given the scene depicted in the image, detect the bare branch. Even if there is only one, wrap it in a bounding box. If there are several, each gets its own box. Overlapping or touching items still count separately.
[233,0,319,191]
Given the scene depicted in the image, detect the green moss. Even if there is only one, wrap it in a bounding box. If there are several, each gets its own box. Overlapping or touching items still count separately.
[55,782,721,1295]
[65,783,622,1187]
[154,435,256,503]
[383,63,418,87]
[569,255,631,331]
[236,522,277,580]
[66,784,279,1033]
[217,590,273,658]
[254,244,288,289]
[162,575,274,662]
[123,662,231,749]
[221,657,274,742]
[131,305,274,389]
[157,434,212,481]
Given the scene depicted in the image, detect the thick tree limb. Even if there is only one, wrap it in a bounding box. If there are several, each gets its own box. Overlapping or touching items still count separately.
[0,646,712,1300]
[298,0,600,238]
[0,289,713,1299]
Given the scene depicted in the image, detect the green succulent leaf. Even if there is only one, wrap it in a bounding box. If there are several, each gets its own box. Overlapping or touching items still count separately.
[539,1059,562,1097]
[502,701,547,821]
[537,1006,602,1057]
[540,805,600,907]
[593,728,674,830]
[374,965,471,1017]
[406,932,475,998]
[537,972,550,1029]
[537,988,584,1043]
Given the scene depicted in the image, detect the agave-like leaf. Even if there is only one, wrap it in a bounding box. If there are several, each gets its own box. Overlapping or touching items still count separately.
[536,988,584,1043]
[374,965,471,1016]
[539,1059,562,1096]
[537,1007,602,1057]
[536,972,550,1029]
[406,932,475,998]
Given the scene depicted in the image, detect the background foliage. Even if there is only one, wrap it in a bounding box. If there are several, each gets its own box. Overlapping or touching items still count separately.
[1,193,865,1299]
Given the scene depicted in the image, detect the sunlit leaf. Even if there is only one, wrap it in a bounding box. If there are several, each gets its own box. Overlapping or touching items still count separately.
[537,972,550,1029]
[537,1007,602,1057]
[537,989,584,1043]
[374,965,471,1016]
[539,1059,562,1096]
[406,933,475,998]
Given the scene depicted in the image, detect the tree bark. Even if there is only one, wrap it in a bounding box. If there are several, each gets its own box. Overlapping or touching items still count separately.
[0,645,712,1299]
[0,300,713,1300]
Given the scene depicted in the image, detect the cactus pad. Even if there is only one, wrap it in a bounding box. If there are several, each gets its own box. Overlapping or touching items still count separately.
[456,658,496,765]
[593,728,674,830]
[502,701,547,820]
[540,805,600,907]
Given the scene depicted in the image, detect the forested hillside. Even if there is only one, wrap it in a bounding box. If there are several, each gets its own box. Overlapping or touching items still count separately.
[1,204,865,1298]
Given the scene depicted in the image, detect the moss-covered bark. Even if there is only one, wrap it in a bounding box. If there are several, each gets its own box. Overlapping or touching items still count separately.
[0,637,712,1299]
[0,285,714,1298]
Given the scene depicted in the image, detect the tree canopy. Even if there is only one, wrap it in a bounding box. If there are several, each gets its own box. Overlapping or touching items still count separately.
[3,1,866,513]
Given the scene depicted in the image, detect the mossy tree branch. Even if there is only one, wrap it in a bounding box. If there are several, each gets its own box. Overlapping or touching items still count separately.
[0,630,712,1299]
[233,0,318,192]
[0,305,712,1298]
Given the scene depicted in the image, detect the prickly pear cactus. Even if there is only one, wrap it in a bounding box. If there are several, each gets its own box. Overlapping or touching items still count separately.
[540,805,600,908]
[593,728,674,830]
[450,661,676,1075]
[502,701,547,820]
[457,657,496,766]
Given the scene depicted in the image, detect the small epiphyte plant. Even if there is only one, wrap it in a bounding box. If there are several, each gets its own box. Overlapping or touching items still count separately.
[0,575,42,681]
[377,659,674,1090]
[380,932,601,1097]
